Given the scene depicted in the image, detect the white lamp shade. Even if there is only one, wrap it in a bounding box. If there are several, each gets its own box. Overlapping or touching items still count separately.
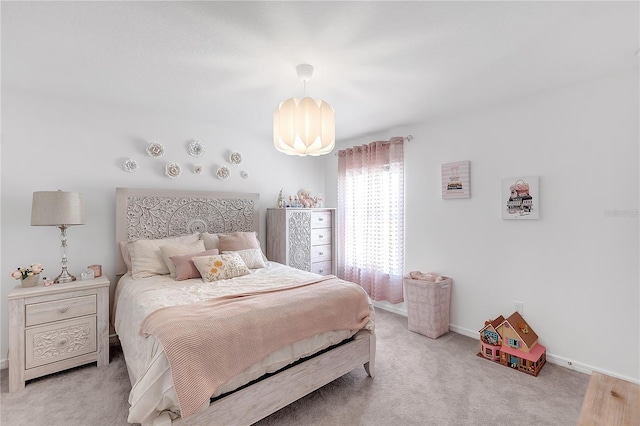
[273,97,335,156]
[31,191,85,226]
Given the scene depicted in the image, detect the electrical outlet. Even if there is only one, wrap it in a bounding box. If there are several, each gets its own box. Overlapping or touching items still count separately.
[513,301,524,314]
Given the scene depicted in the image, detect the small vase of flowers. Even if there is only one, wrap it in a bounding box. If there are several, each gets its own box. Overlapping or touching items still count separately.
[11,263,44,288]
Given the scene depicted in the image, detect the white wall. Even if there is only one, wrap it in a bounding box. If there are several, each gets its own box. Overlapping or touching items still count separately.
[325,68,639,383]
[0,90,327,363]
[2,54,637,387]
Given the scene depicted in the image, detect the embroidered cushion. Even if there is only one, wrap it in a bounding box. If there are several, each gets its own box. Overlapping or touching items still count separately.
[192,252,251,282]
[221,248,266,269]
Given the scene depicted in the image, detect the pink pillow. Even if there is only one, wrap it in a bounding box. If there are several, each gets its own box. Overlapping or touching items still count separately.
[170,249,219,281]
[217,232,260,252]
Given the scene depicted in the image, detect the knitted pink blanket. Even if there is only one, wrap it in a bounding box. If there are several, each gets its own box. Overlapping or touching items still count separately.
[139,275,370,418]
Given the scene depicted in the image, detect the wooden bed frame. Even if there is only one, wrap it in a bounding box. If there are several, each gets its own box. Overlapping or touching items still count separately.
[114,187,376,425]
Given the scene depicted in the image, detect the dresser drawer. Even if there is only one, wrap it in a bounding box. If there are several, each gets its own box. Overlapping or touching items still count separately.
[311,211,332,228]
[311,228,332,246]
[311,244,331,262]
[311,261,332,276]
[25,316,97,369]
[26,295,97,327]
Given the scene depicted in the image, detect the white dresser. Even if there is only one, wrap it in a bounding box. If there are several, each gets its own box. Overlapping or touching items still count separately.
[8,276,110,392]
[266,208,335,275]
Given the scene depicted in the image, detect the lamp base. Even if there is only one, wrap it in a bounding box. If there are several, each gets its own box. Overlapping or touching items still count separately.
[54,268,76,284]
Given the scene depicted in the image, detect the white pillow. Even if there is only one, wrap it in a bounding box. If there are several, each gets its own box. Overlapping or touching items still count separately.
[119,241,132,273]
[192,252,251,282]
[200,232,220,250]
[222,248,266,269]
[160,240,206,277]
[128,233,200,279]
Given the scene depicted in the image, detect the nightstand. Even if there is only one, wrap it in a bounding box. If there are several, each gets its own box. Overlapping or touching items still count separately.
[8,276,110,392]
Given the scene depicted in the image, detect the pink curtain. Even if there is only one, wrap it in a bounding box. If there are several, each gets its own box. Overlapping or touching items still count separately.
[337,137,404,303]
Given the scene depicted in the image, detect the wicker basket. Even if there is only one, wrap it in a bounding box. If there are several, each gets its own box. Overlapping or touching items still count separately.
[404,275,452,339]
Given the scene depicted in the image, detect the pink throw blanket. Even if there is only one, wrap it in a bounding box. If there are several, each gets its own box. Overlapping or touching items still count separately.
[139,275,370,418]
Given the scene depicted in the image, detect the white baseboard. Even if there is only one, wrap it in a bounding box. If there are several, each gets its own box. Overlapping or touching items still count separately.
[371,300,407,317]
[377,306,640,385]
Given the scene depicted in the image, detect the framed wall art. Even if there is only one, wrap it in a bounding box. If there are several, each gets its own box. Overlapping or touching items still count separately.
[501,176,540,219]
[442,160,470,199]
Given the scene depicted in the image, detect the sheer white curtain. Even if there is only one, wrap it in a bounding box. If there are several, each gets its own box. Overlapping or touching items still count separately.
[337,137,404,303]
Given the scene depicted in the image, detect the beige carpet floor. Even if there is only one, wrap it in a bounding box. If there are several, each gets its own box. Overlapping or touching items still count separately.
[1,310,589,425]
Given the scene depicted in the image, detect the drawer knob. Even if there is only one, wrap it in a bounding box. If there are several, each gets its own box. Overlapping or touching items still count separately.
[59,306,68,313]
[318,218,324,221]
[319,269,324,273]
[319,252,324,255]
[319,235,323,238]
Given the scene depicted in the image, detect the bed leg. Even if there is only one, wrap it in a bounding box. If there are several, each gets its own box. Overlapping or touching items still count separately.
[364,333,376,378]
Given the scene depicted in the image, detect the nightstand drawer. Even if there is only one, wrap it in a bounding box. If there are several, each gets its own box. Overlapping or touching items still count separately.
[311,261,332,276]
[311,211,332,228]
[311,244,331,262]
[25,316,97,369]
[311,228,331,246]
[26,295,97,327]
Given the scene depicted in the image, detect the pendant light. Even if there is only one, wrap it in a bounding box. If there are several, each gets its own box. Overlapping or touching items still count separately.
[273,64,335,156]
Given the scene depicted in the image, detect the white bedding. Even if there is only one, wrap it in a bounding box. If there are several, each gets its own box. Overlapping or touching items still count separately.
[114,261,374,425]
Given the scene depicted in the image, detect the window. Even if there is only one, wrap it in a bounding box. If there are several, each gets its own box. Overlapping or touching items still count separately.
[484,330,499,344]
[508,338,520,348]
[337,138,404,303]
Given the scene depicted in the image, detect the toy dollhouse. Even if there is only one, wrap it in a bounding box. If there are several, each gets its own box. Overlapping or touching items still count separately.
[478,311,546,376]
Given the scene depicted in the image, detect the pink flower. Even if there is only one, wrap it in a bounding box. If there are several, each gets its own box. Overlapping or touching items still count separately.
[10,263,44,280]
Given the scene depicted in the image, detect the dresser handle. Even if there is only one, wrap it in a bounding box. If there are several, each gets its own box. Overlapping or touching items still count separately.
[319,252,324,255]
[59,306,68,313]
[318,218,324,221]
[319,235,323,238]
[319,269,324,273]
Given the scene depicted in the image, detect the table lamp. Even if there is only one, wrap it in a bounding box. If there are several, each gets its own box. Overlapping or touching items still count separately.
[31,191,85,283]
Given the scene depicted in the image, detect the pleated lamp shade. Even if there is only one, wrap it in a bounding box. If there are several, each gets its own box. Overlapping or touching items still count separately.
[273,97,335,156]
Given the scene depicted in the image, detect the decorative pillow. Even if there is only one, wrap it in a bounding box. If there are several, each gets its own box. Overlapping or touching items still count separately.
[160,240,206,277]
[217,232,260,252]
[170,249,219,281]
[127,233,200,279]
[222,248,266,269]
[200,232,220,250]
[192,252,251,282]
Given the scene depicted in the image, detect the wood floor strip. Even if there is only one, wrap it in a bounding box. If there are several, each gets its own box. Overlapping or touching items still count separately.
[577,372,640,426]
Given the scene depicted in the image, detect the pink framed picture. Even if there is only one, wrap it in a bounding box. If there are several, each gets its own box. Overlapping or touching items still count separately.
[441,161,470,199]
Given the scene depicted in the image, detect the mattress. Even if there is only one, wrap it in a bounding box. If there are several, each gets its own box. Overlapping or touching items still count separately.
[113,261,374,424]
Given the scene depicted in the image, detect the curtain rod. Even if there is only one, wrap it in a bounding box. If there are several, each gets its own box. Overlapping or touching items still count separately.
[335,135,413,155]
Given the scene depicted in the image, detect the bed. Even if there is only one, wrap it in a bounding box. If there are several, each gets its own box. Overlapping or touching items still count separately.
[113,188,376,425]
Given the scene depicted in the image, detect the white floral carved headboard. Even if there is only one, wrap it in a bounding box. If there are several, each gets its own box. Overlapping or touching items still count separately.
[115,187,259,274]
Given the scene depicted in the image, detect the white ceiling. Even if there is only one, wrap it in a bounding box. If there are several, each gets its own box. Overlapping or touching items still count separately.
[2,1,638,141]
